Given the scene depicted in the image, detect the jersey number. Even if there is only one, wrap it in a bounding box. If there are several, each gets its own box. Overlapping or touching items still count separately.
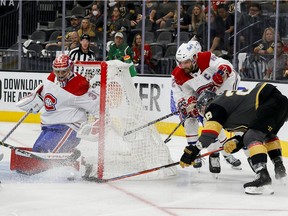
[224,88,252,97]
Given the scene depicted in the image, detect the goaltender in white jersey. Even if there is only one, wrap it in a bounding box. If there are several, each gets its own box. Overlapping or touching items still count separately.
[171,41,241,173]
[16,54,99,153]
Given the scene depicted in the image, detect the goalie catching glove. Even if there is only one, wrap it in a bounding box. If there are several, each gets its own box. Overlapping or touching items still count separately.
[16,84,44,114]
[223,135,244,154]
[180,144,201,168]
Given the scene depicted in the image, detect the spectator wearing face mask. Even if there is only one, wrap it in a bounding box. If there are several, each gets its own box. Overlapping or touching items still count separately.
[88,3,104,32]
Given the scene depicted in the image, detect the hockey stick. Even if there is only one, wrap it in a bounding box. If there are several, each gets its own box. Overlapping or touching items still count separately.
[123,111,179,136]
[164,116,187,144]
[0,109,32,161]
[0,140,74,160]
[0,109,77,161]
[89,147,224,183]
[164,115,204,144]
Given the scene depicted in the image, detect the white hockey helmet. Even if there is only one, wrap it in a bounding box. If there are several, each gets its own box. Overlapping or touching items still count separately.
[187,40,202,52]
[175,41,201,69]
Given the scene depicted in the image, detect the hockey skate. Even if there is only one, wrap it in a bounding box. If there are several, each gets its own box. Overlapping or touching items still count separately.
[82,163,93,180]
[224,155,242,170]
[244,168,274,195]
[209,152,221,178]
[274,158,287,180]
[193,156,202,169]
[247,157,256,172]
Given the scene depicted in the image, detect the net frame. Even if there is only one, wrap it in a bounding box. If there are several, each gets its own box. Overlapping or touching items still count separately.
[74,60,176,181]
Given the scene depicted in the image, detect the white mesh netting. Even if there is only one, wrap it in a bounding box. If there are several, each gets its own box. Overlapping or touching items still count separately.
[75,60,177,180]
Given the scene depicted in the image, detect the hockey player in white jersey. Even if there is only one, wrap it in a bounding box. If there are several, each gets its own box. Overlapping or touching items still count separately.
[17,54,100,154]
[171,40,241,173]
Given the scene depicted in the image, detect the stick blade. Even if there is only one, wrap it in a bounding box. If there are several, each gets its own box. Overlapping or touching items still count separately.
[82,176,106,183]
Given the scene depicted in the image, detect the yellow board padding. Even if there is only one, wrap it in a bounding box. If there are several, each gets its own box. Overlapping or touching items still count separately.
[0,111,41,123]
[1,112,287,158]
[156,121,288,158]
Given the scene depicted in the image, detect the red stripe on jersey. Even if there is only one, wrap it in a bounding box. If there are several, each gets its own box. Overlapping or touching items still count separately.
[47,72,89,96]
[52,127,73,153]
[267,137,279,142]
[197,52,211,73]
[248,141,262,149]
[196,82,214,94]
[202,129,219,136]
[186,134,198,138]
[171,66,193,86]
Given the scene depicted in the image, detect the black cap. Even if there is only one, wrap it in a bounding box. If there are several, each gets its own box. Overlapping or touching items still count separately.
[70,15,79,20]
[80,34,90,41]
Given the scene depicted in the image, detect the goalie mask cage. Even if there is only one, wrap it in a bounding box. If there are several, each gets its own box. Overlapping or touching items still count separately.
[74,60,177,180]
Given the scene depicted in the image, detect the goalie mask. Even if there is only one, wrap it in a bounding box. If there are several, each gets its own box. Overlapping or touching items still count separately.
[196,90,217,115]
[52,54,74,87]
[175,41,201,72]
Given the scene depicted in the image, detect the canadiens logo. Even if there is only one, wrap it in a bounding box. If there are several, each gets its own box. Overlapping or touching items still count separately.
[44,93,57,111]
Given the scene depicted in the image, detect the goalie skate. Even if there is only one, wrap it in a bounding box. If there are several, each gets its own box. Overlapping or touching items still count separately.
[224,155,242,170]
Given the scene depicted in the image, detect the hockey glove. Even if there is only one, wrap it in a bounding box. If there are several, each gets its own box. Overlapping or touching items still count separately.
[186,96,199,118]
[177,98,188,118]
[178,96,199,119]
[180,144,200,168]
[223,135,244,154]
[212,64,232,88]
[16,84,44,114]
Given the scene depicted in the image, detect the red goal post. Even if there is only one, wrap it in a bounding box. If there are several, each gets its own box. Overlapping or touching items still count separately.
[74,60,176,181]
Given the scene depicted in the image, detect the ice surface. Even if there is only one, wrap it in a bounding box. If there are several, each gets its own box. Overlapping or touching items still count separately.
[0,122,288,216]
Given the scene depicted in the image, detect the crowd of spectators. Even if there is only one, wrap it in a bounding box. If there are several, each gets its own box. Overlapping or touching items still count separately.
[2,0,288,80]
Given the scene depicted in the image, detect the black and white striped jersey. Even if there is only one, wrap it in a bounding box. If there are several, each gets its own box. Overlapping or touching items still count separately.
[69,46,96,73]
[68,46,96,62]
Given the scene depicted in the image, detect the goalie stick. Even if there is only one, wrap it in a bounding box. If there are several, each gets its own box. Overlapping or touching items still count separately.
[0,109,32,161]
[123,111,179,136]
[87,147,224,183]
[0,140,76,161]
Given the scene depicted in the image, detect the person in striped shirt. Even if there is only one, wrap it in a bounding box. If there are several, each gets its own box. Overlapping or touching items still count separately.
[69,34,96,73]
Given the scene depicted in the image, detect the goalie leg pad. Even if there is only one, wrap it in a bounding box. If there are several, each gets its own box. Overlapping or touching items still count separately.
[10,147,80,175]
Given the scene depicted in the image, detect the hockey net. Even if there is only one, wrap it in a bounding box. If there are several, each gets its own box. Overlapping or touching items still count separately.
[74,60,177,180]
